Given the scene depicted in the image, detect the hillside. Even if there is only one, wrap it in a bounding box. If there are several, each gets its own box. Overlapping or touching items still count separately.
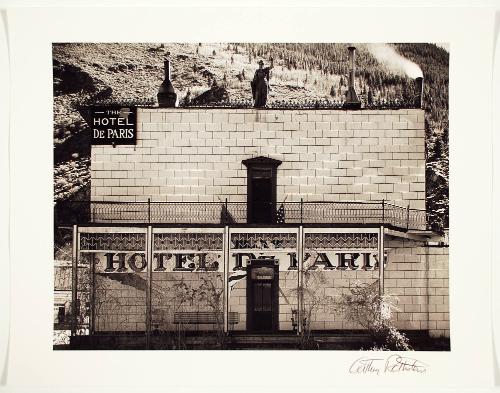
[393,44,449,231]
[53,42,449,232]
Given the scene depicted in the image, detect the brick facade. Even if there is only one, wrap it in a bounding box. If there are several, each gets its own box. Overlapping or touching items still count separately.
[90,242,450,338]
[85,107,449,340]
[385,239,449,337]
[91,108,426,209]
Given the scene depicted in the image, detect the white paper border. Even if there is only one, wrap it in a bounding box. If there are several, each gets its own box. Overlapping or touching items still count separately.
[4,4,496,390]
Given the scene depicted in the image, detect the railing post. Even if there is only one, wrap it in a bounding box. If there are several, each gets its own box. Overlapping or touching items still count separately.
[89,252,95,337]
[378,225,385,296]
[300,198,303,224]
[406,205,410,230]
[297,226,304,335]
[147,198,151,224]
[382,199,385,223]
[223,226,230,334]
[225,198,228,224]
[71,224,79,337]
[145,226,153,349]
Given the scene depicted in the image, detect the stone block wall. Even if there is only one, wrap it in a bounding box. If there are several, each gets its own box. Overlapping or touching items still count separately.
[425,245,450,338]
[94,273,147,332]
[90,240,449,336]
[91,108,426,209]
[228,278,247,331]
[151,271,223,332]
[94,271,223,332]
[279,270,299,331]
[298,239,449,337]
[305,269,379,331]
[384,238,450,338]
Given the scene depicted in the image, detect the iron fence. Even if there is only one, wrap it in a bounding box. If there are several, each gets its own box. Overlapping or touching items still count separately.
[179,97,421,110]
[59,200,427,231]
[81,96,420,110]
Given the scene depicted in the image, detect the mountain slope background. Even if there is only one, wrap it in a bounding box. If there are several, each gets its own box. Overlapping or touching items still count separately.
[53,42,448,233]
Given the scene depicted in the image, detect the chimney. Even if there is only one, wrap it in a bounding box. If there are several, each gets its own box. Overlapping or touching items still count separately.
[344,46,361,109]
[157,54,177,107]
[415,76,423,108]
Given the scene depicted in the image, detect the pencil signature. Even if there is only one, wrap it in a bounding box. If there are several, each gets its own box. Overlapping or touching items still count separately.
[349,355,428,375]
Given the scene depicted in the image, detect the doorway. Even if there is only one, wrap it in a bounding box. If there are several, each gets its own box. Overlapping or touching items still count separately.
[249,171,273,224]
[246,259,279,332]
[242,156,282,225]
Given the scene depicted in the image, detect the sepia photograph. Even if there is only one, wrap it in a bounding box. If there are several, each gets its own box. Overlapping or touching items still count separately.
[52,42,449,351]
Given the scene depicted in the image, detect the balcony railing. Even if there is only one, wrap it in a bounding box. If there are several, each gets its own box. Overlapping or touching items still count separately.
[57,200,427,231]
[84,96,422,110]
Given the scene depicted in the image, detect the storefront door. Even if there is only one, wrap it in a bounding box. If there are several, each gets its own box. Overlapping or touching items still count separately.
[246,259,279,332]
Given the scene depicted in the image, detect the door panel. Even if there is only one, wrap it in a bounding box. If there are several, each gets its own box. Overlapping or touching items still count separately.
[247,260,279,332]
[250,178,273,224]
[243,159,280,225]
[252,282,272,330]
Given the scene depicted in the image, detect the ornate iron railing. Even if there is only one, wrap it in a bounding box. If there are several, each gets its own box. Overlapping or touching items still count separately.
[59,200,427,231]
[82,96,420,110]
[179,97,421,110]
[79,98,157,107]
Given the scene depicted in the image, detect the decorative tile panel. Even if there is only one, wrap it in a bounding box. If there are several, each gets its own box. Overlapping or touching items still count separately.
[304,233,378,250]
[153,233,223,251]
[80,233,145,251]
[231,233,297,249]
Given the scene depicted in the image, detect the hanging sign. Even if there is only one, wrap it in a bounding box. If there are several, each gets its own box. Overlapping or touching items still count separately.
[90,106,137,145]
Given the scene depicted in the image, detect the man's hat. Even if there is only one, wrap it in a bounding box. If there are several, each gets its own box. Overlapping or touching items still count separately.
[258,60,264,65]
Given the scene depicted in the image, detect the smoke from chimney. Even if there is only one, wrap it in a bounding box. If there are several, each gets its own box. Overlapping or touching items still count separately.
[366,44,424,107]
[366,43,423,79]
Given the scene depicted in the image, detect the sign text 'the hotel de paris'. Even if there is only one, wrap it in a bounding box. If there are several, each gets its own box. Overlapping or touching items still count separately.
[91,106,137,145]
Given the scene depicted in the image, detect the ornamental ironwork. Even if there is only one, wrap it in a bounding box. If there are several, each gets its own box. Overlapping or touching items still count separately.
[81,96,420,110]
[153,233,223,251]
[230,232,297,249]
[64,200,427,231]
[304,233,378,250]
[80,233,146,251]
[177,97,420,110]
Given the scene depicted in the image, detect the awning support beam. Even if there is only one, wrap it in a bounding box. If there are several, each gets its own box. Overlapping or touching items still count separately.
[71,224,79,336]
[378,225,385,296]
